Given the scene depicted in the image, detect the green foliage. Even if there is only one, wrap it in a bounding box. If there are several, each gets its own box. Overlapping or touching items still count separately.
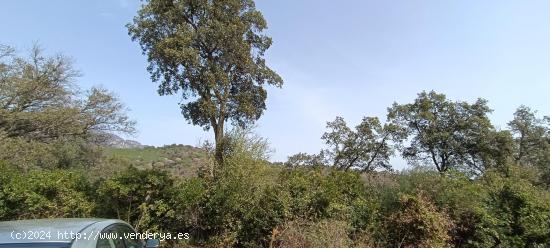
[191,129,284,247]
[96,166,176,232]
[2,84,550,248]
[391,167,550,247]
[537,150,550,188]
[284,152,327,168]
[508,106,550,187]
[384,192,454,248]
[170,177,207,239]
[0,45,135,142]
[481,166,550,247]
[321,116,396,172]
[0,162,95,220]
[127,0,283,162]
[0,44,135,170]
[388,91,497,174]
[278,168,368,221]
[198,168,285,247]
[395,169,494,247]
[104,145,210,178]
[0,134,102,170]
[3,148,550,248]
[508,106,549,166]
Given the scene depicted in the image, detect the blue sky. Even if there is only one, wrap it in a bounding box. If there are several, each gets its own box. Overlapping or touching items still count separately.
[2,0,550,167]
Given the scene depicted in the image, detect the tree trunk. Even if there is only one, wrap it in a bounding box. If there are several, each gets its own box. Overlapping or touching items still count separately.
[213,121,224,165]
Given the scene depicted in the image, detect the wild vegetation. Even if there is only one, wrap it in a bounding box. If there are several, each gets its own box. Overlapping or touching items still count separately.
[2,0,550,247]
[2,46,549,246]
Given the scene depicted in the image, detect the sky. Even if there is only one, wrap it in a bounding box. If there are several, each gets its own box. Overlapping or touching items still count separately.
[2,0,550,168]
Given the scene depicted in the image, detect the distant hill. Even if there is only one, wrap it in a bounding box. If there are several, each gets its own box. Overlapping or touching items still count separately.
[99,133,145,149]
[104,144,211,178]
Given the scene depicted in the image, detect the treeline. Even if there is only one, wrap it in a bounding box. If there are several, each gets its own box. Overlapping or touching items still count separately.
[1,45,550,247]
[288,91,549,183]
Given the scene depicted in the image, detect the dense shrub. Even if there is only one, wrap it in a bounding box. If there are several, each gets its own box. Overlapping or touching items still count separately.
[96,166,176,232]
[383,192,454,248]
[3,155,550,248]
[0,162,95,220]
[0,135,102,170]
[480,167,550,247]
[193,157,285,246]
[395,169,494,247]
[272,219,352,248]
[278,168,368,221]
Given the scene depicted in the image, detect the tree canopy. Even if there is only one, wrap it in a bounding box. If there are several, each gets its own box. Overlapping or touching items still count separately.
[508,105,550,166]
[387,91,497,173]
[0,45,135,142]
[321,116,396,172]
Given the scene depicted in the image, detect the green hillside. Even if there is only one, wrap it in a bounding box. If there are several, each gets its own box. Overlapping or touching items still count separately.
[104,144,210,178]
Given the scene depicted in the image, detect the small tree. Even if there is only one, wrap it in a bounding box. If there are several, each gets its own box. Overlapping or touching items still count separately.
[508,105,550,167]
[127,0,283,164]
[0,44,135,142]
[321,116,396,172]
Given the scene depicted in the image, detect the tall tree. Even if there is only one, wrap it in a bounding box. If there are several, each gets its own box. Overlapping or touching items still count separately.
[387,91,496,173]
[127,0,283,163]
[321,116,396,172]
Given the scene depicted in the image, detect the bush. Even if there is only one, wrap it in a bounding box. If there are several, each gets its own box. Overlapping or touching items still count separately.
[96,166,176,232]
[195,159,285,247]
[480,167,550,247]
[0,162,95,220]
[272,219,352,248]
[384,192,454,248]
[395,169,493,247]
[278,168,368,221]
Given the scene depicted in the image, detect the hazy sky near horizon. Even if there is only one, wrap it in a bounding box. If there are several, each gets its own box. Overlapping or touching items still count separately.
[2,0,550,168]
